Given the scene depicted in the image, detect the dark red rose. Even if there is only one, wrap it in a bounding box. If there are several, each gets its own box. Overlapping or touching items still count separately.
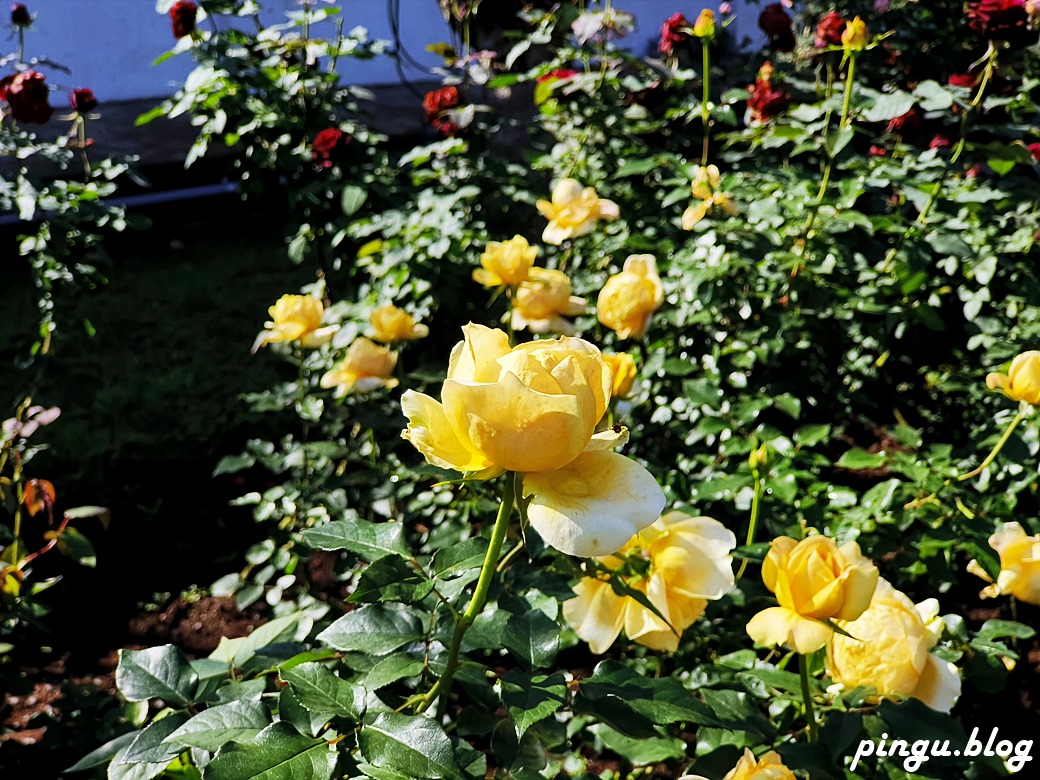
[11,3,29,26]
[69,88,97,114]
[423,86,463,136]
[746,63,790,123]
[3,70,52,124]
[311,127,348,168]
[759,4,796,52]
[537,68,578,84]
[814,11,845,48]
[1029,142,1040,161]
[948,72,979,88]
[170,0,198,39]
[659,12,690,56]
[966,0,1031,45]
[887,108,923,136]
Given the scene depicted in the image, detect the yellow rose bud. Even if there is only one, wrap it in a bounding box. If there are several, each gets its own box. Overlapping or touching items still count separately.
[597,254,664,340]
[253,294,338,352]
[368,304,429,343]
[512,268,587,336]
[681,749,795,780]
[320,338,399,396]
[841,16,869,51]
[692,9,715,39]
[985,350,1040,406]
[602,352,637,398]
[826,579,961,712]
[536,178,620,246]
[746,534,879,654]
[564,512,735,653]
[968,522,1040,605]
[473,235,537,288]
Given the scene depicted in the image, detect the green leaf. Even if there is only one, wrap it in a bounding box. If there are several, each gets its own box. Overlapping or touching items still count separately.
[110,713,190,779]
[202,722,336,780]
[317,604,423,655]
[54,526,96,567]
[341,185,368,217]
[349,555,433,604]
[835,448,887,469]
[432,537,489,579]
[280,662,366,722]
[64,730,140,773]
[299,519,408,561]
[358,713,464,780]
[360,654,426,691]
[590,723,686,765]
[499,670,567,740]
[209,614,306,669]
[616,157,658,177]
[862,91,916,123]
[976,619,1036,641]
[912,80,954,111]
[116,646,199,707]
[502,610,560,670]
[162,700,271,752]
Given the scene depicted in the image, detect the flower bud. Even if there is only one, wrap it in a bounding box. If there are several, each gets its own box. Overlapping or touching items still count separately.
[692,9,715,39]
[841,16,869,51]
[11,3,30,27]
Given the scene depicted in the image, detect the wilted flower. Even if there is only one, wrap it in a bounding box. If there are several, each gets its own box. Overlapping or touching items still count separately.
[252,294,338,351]
[692,9,716,39]
[473,235,536,288]
[759,3,796,52]
[826,579,961,712]
[967,0,1032,44]
[746,534,879,653]
[536,178,619,245]
[11,3,29,26]
[312,127,348,168]
[169,0,198,39]
[368,305,429,343]
[968,522,1040,604]
[564,512,735,652]
[682,749,796,780]
[320,338,398,396]
[842,16,869,50]
[659,12,690,55]
[2,70,52,124]
[22,478,55,518]
[603,353,637,398]
[401,324,665,556]
[815,11,846,48]
[597,255,664,340]
[986,350,1040,405]
[682,164,738,229]
[69,88,98,114]
[512,268,587,336]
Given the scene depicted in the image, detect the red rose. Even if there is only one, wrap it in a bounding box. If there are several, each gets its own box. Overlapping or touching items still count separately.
[746,63,790,123]
[11,3,29,26]
[814,11,845,48]
[1029,142,1040,161]
[887,108,922,136]
[759,3,796,52]
[170,0,198,39]
[537,68,578,84]
[422,86,463,136]
[966,0,1031,44]
[947,72,978,88]
[929,134,952,149]
[311,127,348,168]
[869,145,887,156]
[659,12,690,56]
[3,70,52,124]
[69,88,98,114]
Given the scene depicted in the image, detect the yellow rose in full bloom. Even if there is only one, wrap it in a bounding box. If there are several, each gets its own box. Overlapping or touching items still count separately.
[602,353,637,398]
[368,304,429,343]
[597,255,664,340]
[682,165,738,229]
[841,16,869,50]
[512,268,587,336]
[473,235,537,288]
[826,578,961,712]
[564,511,735,653]
[985,351,1040,406]
[681,749,796,780]
[401,324,665,556]
[968,522,1040,605]
[252,294,338,352]
[746,534,879,654]
[320,338,399,396]
[536,178,619,246]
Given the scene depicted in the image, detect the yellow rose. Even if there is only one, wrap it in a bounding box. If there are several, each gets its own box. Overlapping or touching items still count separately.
[968,522,1040,605]
[682,165,738,230]
[473,235,537,288]
[826,579,961,712]
[603,353,637,398]
[564,511,735,653]
[841,16,869,50]
[320,338,399,396]
[985,351,1040,406]
[597,255,664,340]
[512,268,587,336]
[681,749,796,780]
[368,305,429,343]
[692,9,715,39]
[746,534,879,654]
[536,178,619,246]
[401,324,665,556]
[252,294,338,352]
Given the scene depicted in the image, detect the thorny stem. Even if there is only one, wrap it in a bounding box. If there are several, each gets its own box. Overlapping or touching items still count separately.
[415,473,516,718]
[957,409,1025,482]
[800,652,819,743]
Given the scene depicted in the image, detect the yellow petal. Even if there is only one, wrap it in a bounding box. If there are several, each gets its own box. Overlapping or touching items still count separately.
[912,654,961,713]
[563,577,626,654]
[525,451,665,557]
[446,323,512,383]
[400,390,493,474]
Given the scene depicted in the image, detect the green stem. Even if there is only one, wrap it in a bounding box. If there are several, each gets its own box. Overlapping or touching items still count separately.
[700,39,711,165]
[17,27,24,67]
[957,409,1025,482]
[799,653,818,743]
[416,473,516,717]
[735,466,764,580]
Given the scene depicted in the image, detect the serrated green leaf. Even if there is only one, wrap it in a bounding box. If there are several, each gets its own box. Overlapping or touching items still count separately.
[432,537,489,579]
[202,722,336,780]
[502,610,560,670]
[209,614,306,669]
[500,670,567,740]
[590,723,686,765]
[341,185,368,217]
[359,713,463,780]
[361,654,426,691]
[835,448,887,469]
[349,555,433,604]
[317,604,423,655]
[299,519,408,561]
[280,662,366,722]
[163,700,271,752]
[64,730,140,773]
[117,646,198,707]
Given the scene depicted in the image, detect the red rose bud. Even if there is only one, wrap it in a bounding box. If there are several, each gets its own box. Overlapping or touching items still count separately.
[948,72,979,88]
[759,3,796,52]
[966,0,1031,45]
[659,12,690,55]
[1029,142,1040,161]
[170,0,198,39]
[814,11,846,48]
[11,2,29,26]
[311,127,348,168]
[4,70,52,124]
[70,88,98,114]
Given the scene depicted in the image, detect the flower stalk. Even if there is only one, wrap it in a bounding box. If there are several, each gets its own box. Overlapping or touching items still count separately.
[957,409,1025,481]
[800,652,818,743]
